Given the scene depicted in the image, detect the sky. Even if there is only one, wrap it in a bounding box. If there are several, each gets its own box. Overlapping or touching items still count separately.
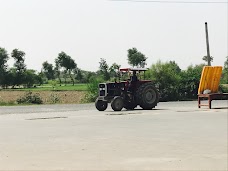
[0,0,227,72]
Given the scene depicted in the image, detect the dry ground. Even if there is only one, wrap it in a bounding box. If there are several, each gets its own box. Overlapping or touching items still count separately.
[0,91,85,104]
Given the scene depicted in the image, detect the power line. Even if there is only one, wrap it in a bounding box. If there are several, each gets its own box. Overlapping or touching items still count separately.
[109,0,228,3]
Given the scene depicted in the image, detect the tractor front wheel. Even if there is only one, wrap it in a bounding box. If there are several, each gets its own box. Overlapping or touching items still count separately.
[111,96,124,111]
[136,82,159,110]
[95,99,108,111]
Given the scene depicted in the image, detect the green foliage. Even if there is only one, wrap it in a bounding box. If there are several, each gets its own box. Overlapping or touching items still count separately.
[56,52,77,85]
[4,68,16,87]
[24,69,40,88]
[82,77,104,103]
[0,47,9,87]
[147,61,204,101]
[179,64,204,99]
[127,47,147,67]
[37,72,45,85]
[99,58,110,81]
[221,56,228,84]
[48,93,61,104]
[0,101,16,106]
[17,91,43,104]
[74,68,83,82]
[48,80,57,89]
[79,71,97,83]
[220,84,228,93]
[9,84,87,91]
[11,49,27,86]
[0,48,9,69]
[42,61,55,80]
[54,59,62,85]
[109,63,121,79]
[148,60,181,101]
[11,49,26,72]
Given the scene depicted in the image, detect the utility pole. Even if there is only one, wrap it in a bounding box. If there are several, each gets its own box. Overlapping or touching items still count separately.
[205,22,211,66]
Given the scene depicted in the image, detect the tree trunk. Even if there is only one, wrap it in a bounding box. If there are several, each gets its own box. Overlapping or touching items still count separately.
[69,70,74,86]
[64,70,67,86]
[58,76,62,86]
[56,71,61,86]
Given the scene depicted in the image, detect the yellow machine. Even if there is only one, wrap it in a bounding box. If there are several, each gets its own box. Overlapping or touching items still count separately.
[198,66,222,94]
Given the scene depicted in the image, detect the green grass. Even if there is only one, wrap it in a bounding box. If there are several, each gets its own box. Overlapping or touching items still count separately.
[0,101,17,106]
[2,84,88,91]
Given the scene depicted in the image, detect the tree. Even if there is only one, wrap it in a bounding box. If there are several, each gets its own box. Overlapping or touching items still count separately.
[24,69,39,88]
[224,56,228,69]
[56,52,77,85]
[147,60,181,101]
[109,63,121,79]
[0,47,9,88]
[179,64,204,99]
[37,72,45,85]
[6,68,17,87]
[99,58,110,81]
[11,49,26,87]
[82,71,96,83]
[74,68,83,82]
[127,48,147,68]
[54,59,62,85]
[221,56,228,84]
[42,61,55,80]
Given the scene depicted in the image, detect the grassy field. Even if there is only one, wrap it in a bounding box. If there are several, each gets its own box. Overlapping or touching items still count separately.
[0,91,86,105]
[0,84,89,106]
[2,84,88,91]
[0,84,90,106]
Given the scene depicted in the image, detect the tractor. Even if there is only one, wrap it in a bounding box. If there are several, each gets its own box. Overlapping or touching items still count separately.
[95,68,159,111]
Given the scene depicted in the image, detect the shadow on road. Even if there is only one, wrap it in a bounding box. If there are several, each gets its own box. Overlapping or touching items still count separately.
[212,107,228,109]
[105,108,168,115]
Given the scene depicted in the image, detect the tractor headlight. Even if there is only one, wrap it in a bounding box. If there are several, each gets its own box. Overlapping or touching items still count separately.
[99,84,105,88]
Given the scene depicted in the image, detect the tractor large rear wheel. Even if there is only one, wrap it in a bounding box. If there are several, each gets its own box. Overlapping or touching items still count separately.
[111,96,124,111]
[95,98,108,111]
[136,82,159,110]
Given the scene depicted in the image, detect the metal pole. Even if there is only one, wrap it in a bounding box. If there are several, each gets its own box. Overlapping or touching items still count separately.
[205,22,211,66]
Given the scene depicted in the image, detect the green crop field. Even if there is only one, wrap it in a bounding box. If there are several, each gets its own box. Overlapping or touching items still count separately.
[3,84,88,91]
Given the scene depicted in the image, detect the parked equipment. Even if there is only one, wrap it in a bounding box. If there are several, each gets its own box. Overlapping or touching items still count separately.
[95,68,159,111]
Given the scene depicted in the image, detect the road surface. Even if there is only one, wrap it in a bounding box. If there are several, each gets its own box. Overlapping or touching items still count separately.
[0,101,227,170]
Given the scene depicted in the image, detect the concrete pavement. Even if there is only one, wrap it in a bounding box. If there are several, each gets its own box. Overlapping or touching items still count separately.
[0,101,227,170]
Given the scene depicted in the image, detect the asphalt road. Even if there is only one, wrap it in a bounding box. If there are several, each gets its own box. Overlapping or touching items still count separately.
[0,100,227,170]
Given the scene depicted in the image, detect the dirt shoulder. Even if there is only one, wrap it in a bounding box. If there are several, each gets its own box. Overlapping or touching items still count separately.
[0,91,86,104]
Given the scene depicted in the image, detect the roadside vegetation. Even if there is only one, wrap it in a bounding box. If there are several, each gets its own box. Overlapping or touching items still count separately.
[0,47,227,105]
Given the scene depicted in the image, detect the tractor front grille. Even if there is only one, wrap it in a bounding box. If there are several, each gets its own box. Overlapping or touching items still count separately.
[99,90,105,96]
[99,83,107,97]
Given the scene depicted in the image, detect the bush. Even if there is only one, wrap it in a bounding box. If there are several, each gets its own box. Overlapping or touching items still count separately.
[82,76,104,103]
[17,91,43,104]
[220,84,228,93]
[49,93,61,104]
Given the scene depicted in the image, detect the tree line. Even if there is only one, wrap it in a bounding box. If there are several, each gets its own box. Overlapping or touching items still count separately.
[0,46,227,101]
[0,47,97,88]
[0,47,147,88]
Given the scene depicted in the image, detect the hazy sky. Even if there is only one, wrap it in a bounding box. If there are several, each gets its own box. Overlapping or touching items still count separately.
[0,0,227,72]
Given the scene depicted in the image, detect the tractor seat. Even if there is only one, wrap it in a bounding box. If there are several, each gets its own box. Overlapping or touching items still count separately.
[130,75,138,82]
